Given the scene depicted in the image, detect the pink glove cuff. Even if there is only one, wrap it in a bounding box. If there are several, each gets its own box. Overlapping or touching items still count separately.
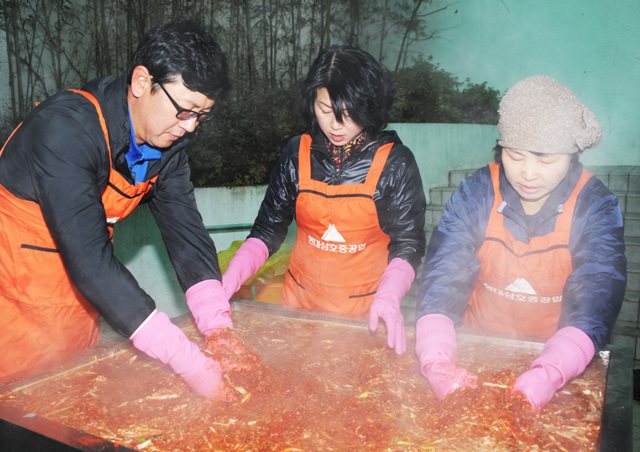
[375,258,415,303]
[185,279,232,335]
[222,238,269,298]
[131,310,207,379]
[186,279,226,307]
[531,326,595,386]
[415,314,457,375]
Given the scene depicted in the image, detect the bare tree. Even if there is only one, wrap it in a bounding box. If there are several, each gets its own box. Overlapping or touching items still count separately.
[0,0,450,121]
[241,0,257,89]
[393,0,453,71]
[2,0,25,118]
[378,0,391,63]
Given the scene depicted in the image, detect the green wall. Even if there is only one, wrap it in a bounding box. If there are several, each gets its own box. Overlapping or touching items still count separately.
[390,123,498,192]
[419,0,640,166]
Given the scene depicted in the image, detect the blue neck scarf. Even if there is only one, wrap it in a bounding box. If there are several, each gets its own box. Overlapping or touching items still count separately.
[126,108,162,184]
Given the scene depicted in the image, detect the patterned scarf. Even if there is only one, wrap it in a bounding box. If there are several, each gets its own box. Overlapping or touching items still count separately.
[326,131,367,169]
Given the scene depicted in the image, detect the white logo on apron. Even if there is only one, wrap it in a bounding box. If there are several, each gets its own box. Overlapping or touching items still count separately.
[321,224,346,242]
[504,278,536,294]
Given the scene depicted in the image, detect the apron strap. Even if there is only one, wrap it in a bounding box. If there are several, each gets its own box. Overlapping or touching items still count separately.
[67,89,112,159]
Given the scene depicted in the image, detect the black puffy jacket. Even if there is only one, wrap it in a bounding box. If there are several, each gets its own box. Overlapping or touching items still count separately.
[248,131,427,271]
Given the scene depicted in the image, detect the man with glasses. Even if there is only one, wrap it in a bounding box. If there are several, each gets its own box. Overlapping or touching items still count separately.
[0,17,233,398]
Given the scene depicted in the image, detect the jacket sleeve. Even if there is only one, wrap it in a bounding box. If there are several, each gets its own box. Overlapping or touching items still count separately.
[248,137,300,255]
[147,149,222,291]
[560,178,627,352]
[16,99,157,338]
[375,144,427,272]
[415,166,493,324]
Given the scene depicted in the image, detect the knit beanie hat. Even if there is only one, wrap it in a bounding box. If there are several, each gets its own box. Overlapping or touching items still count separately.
[498,75,602,154]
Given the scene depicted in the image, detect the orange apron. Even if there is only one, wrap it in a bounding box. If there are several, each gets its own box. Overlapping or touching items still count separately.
[463,162,592,339]
[281,134,392,316]
[0,90,157,377]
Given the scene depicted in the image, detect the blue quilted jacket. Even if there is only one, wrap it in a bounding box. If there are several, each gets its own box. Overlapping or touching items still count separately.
[416,161,626,352]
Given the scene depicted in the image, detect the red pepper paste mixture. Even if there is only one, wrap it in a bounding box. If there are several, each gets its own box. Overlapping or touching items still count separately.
[0,311,606,451]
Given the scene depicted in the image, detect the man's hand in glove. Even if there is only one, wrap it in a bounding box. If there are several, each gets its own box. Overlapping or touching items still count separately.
[131,310,227,399]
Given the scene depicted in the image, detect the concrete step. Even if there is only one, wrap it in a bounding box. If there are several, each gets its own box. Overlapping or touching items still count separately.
[609,326,640,363]
[587,166,640,193]
[425,205,444,227]
[425,225,434,247]
[627,236,640,266]
[618,290,640,328]
[628,262,640,293]
[448,169,476,188]
[624,215,640,239]
[616,191,640,216]
[428,186,456,207]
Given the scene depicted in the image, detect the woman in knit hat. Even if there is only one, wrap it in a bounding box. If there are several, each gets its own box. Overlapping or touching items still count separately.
[414,75,627,412]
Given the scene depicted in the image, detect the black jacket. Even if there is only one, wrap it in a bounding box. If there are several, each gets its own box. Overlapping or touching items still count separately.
[249,131,427,271]
[0,75,221,337]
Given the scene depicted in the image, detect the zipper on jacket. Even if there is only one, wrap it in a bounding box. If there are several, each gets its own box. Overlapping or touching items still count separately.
[332,147,344,183]
[330,140,379,185]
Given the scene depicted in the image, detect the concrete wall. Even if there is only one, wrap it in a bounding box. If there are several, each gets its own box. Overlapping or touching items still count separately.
[114,185,270,318]
[391,123,499,194]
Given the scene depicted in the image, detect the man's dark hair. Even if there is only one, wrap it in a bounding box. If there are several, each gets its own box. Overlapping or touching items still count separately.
[299,45,395,138]
[127,17,230,100]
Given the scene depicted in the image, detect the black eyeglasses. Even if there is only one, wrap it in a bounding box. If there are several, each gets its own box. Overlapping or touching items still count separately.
[157,83,212,122]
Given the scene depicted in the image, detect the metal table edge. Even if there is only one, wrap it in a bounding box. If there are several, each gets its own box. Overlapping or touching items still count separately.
[599,343,633,452]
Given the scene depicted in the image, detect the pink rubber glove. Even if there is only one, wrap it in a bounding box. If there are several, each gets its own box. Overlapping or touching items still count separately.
[131,310,226,398]
[186,279,233,336]
[369,258,415,354]
[415,314,478,401]
[513,326,595,413]
[221,238,269,299]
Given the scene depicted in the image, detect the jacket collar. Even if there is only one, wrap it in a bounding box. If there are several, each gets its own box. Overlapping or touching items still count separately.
[500,160,583,217]
[309,129,401,157]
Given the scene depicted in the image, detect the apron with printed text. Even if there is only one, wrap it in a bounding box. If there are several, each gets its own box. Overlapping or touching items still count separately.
[281,134,392,316]
[462,162,592,339]
[0,90,158,377]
